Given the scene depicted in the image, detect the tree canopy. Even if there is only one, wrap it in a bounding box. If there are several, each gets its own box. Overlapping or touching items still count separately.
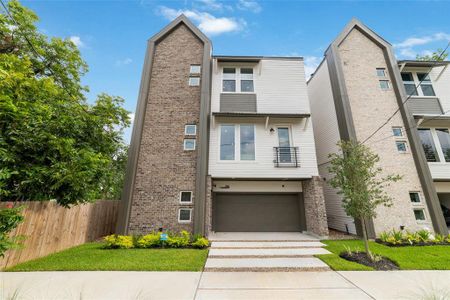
[416,48,449,62]
[0,1,130,205]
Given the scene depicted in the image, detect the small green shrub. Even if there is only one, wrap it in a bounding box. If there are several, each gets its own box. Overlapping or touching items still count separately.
[417,229,431,242]
[433,234,445,244]
[137,233,161,248]
[404,231,420,245]
[104,235,134,249]
[446,235,450,243]
[379,231,391,243]
[166,231,191,248]
[192,237,210,249]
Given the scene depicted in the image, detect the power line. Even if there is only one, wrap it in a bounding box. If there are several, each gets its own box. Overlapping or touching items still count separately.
[361,42,450,144]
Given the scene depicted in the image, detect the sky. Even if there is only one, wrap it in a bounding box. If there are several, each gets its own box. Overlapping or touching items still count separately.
[18,0,450,142]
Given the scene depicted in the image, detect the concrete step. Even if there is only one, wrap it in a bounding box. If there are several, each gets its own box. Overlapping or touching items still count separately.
[211,241,326,249]
[208,232,319,242]
[204,257,330,272]
[208,248,331,258]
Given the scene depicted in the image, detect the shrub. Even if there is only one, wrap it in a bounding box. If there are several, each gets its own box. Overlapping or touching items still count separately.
[0,204,25,257]
[192,237,210,249]
[387,229,404,245]
[379,231,391,243]
[433,234,445,244]
[166,231,190,248]
[446,234,450,243]
[417,229,431,242]
[104,235,133,249]
[404,231,420,245]
[137,233,161,248]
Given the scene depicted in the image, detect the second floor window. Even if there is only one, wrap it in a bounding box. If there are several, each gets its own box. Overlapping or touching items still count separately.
[401,72,418,96]
[418,128,440,162]
[401,72,436,97]
[222,67,254,93]
[417,73,436,96]
[436,128,450,162]
[220,124,255,161]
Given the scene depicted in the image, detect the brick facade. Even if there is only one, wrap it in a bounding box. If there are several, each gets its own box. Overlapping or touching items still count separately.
[128,24,204,234]
[303,177,329,237]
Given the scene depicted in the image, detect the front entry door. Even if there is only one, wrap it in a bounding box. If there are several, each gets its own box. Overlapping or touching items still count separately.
[278,127,291,163]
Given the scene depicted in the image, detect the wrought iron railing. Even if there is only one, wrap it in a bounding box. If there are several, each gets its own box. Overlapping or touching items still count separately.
[273,147,300,167]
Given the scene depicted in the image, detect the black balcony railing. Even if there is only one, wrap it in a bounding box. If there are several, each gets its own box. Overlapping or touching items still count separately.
[273,147,300,167]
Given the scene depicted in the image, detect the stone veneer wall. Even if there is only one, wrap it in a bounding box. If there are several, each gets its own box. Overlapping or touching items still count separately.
[204,175,212,236]
[303,176,329,237]
[338,28,433,233]
[128,24,204,234]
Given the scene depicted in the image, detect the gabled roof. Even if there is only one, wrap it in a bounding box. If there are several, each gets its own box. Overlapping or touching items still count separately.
[149,14,211,46]
[326,18,391,54]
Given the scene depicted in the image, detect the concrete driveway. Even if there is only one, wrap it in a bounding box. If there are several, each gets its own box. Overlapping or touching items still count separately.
[2,270,450,300]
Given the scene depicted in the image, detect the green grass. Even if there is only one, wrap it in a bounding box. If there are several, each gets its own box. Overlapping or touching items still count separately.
[6,243,208,272]
[317,239,450,271]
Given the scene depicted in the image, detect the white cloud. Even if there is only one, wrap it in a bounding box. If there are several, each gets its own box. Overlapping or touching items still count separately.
[115,58,133,67]
[394,32,450,59]
[236,0,262,13]
[304,56,322,80]
[69,36,84,48]
[196,0,232,11]
[157,6,245,36]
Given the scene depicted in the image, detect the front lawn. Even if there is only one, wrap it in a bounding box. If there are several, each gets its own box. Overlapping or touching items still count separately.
[317,239,450,271]
[6,242,208,272]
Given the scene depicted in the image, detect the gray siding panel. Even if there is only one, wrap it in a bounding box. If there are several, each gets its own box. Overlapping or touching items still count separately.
[408,97,443,115]
[220,93,257,112]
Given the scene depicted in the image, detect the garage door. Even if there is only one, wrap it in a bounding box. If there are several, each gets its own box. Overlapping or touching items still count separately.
[213,193,305,232]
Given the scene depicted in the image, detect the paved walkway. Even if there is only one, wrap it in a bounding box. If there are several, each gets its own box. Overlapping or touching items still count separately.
[2,270,450,299]
[205,232,331,271]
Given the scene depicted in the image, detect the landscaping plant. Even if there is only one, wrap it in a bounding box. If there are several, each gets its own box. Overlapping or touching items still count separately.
[0,204,25,257]
[104,235,134,249]
[328,140,401,260]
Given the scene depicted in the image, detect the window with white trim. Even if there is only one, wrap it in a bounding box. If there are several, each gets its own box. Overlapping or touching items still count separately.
[418,128,440,162]
[180,191,192,204]
[190,65,201,75]
[409,192,421,203]
[401,72,436,96]
[178,208,192,223]
[189,77,200,86]
[413,209,426,221]
[220,124,255,161]
[417,73,436,96]
[222,67,254,93]
[185,125,197,136]
[396,141,407,152]
[379,80,390,90]
[376,68,386,77]
[436,128,450,162]
[392,127,403,137]
[184,139,196,151]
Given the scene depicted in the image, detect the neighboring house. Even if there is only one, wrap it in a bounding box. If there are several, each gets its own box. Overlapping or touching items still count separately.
[117,15,329,237]
[307,19,449,237]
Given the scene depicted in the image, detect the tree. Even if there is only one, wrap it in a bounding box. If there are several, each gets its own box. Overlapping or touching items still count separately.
[0,1,130,205]
[0,204,24,257]
[416,48,448,62]
[328,140,401,259]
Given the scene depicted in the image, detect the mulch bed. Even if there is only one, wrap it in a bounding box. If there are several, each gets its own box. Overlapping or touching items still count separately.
[340,252,399,270]
[376,240,450,247]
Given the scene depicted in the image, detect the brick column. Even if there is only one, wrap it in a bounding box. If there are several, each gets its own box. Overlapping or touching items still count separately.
[204,176,212,237]
[303,176,329,237]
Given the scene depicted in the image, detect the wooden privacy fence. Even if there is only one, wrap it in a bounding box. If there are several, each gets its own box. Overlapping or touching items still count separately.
[0,200,119,269]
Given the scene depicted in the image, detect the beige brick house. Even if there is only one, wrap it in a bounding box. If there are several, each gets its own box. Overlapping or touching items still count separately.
[117,15,329,237]
[308,19,449,237]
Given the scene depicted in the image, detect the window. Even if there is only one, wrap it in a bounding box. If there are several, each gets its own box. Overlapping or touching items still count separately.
[409,192,421,203]
[417,73,436,96]
[184,139,196,151]
[178,208,192,223]
[376,68,386,77]
[379,80,390,90]
[418,128,440,162]
[189,77,200,86]
[190,65,201,74]
[180,191,192,204]
[396,141,407,153]
[413,209,426,221]
[185,125,197,136]
[436,128,450,162]
[222,68,236,92]
[392,127,403,137]
[240,68,254,92]
[401,72,418,96]
[220,125,235,160]
[222,67,254,93]
[240,125,255,160]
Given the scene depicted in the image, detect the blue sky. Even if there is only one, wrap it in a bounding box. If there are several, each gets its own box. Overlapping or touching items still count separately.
[21,0,450,142]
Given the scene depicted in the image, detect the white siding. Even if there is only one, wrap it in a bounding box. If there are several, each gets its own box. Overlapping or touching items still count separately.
[212,180,302,193]
[208,117,319,179]
[429,163,450,180]
[307,60,357,234]
[430,65,450,116]
[211,59,310,114]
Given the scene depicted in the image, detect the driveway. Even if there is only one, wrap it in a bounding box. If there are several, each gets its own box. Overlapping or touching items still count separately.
[2,270,450,299]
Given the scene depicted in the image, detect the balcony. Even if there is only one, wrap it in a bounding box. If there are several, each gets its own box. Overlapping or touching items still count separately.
[408,97,443,116]
[273,147,300,168]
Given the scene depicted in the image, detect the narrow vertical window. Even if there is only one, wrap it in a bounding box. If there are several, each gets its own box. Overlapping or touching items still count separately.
[240,68,254,92]
[418,128,440,162]
[401,72,418,96]
[220,125,235,160]
[436,128,450,162]
[240,125,255,160]
[222,68,236,92]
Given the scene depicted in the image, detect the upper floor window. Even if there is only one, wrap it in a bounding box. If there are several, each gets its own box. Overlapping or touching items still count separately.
[189,77,200,86]
[190,65,201,75]
[417,73,436,96]
[184,139,196,151]
[436,128,450,162]
[401,72,436,97]
[392,127,403,137]
[220,125,235,160]
[418,128,440,162]
[222,67,254,93]
[189,64,201,86]
[185,124,197,136]
[379,80,390,90]
[376,68,386,77]
[240,125,255,160]
[220,124,255,161]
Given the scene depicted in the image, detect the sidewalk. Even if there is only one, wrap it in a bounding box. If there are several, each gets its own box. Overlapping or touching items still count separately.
[1,270,450,299]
